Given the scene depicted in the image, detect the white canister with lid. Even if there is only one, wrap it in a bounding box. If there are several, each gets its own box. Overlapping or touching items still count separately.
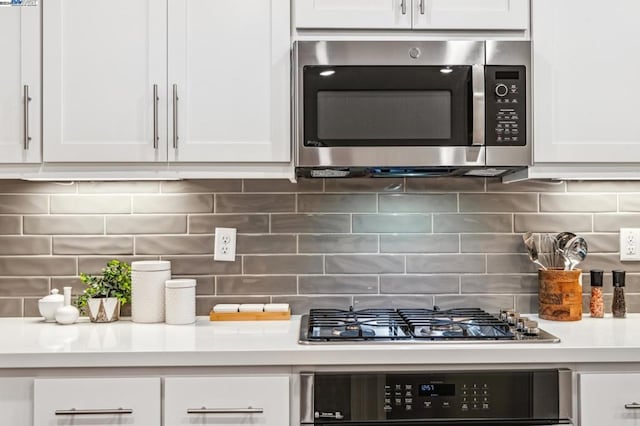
[165,279,196,325]
[131,260,171,323]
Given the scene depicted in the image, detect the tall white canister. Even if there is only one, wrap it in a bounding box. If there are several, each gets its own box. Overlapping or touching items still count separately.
[131,260,171,323]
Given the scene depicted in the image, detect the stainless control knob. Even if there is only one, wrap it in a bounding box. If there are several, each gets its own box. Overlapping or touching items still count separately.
[495,84,509,97]
[524,320,539,336]
[516,316,529,332]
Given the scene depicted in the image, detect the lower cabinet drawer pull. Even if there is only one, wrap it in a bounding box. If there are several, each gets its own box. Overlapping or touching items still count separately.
[55,408,133,416]
[625,403,640,409]
[187,407,264,414]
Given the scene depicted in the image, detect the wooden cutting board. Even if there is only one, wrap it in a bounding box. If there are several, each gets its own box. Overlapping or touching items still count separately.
[209,310,291,321]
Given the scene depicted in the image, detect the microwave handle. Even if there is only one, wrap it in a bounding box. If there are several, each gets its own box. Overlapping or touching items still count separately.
[471,64,485,146]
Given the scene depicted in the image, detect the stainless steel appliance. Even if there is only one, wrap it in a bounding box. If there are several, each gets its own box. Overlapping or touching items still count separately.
[298,308,560,344]
[294,40,530,178]
[300,369,572,425]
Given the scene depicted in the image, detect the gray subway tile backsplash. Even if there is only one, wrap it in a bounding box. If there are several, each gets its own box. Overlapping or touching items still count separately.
[135,235,214,255]
[0,194,48,214]
[0,216,21,234]
[51,195,130,214]
[53,236,133,255]
[298,193,377,213]
[0,236,51,255]
[189,214,269,234]
[352,214,431,233]
[216,194,295,213]
[271,214,350,234]
[25,215,105,235]
[107,215,187,235]
[378,193,457,213]
[298,234,378,254]
[459,193,538,212]
[1,178,640,317]
[298,275,379,294]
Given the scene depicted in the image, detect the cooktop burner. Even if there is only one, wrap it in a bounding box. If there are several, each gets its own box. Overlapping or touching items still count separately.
[299,307,560,344]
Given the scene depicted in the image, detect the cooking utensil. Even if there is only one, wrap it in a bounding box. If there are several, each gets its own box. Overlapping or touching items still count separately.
[540,233,558,269]
[523,232,547,270]
[563,236,588,270]
[555,231,576,268]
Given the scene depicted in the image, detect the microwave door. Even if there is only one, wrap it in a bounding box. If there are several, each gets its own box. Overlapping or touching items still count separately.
[303,66,475,148]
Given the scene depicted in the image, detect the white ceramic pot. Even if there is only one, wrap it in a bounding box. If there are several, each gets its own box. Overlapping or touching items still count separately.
[38,289,64,322]
[87,297,120,323]
[55,287,79,325]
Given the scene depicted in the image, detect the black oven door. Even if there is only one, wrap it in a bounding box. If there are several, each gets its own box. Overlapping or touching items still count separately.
[314,422,571,425]
[303,66,474,148]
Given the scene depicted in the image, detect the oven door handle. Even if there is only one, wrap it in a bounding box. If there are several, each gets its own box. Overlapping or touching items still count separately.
[471,64,485,146]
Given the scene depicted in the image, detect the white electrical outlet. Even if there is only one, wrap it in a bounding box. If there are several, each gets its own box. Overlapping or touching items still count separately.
[620,228,640,261]
[214,227,237,262]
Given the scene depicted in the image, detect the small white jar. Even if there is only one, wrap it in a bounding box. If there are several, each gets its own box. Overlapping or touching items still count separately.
[165,279,196,325]
[131,260,171,323]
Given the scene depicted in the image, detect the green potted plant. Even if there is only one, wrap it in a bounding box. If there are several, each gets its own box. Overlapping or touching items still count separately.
[77,260,132,322]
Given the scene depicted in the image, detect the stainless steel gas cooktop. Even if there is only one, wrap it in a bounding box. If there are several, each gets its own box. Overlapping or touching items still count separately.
[298,307,560,344]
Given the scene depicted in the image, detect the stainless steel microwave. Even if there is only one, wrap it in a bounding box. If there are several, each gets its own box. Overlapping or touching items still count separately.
[293,40,531,178]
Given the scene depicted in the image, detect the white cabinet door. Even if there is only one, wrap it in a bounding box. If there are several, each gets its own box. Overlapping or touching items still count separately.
[533,0,640,163]
[0,5,40,163]
[580,373,640,426]
[34,377,160,425]
[0,378,32,426]
[168,0,290,162]
[295,0,411,29]
[43,0,167,162]
[414,0,528,29]
[164,376,289,425]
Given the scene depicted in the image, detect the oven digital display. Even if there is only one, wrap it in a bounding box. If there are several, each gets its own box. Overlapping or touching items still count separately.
[418,383,455,397]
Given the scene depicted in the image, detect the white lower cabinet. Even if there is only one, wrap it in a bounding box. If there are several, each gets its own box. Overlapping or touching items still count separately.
[34,377,161,425]
[164,376,289,426]
[0,378,32,426]
[580,373,640,426]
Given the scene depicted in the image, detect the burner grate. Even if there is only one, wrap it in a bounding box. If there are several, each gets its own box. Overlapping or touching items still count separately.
[305,307,515,342]
[399,308,514,340]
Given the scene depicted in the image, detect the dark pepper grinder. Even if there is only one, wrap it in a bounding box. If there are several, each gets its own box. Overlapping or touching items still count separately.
[612,270,626,318]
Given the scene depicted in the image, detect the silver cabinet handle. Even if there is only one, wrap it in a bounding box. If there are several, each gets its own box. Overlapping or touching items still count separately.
[187,407,264,414]
[55,408,133,416]
[471,64,485,146]
[625,403,640,409]
[172,84,179,149]
[23,85,32,150]
[153,84,159,149]
[419,0,425,14]
[400,0,406,15]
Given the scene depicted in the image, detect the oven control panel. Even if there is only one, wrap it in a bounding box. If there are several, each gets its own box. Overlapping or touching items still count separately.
[310,370,564,423]
[485,66,526,147]
[384,375,500,419]
[384,381,492,415]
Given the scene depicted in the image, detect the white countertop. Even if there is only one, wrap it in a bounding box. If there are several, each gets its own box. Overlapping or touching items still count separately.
[1,315,640,369]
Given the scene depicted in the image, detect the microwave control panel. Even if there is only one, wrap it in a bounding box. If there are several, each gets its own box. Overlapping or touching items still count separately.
[485,66,526,146]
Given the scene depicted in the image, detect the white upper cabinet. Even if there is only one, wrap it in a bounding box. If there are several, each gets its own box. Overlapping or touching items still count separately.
[168,0,290,162]
[0,5,40,163]
[413,0,528,30]
[43,0,168,162]
[533,0,640,163]
[295,0,411,29]
[295,0,527,30]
